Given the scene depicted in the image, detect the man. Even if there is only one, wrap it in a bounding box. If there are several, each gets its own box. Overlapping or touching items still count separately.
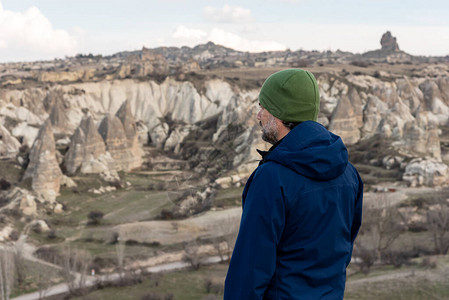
[224,69,363,299]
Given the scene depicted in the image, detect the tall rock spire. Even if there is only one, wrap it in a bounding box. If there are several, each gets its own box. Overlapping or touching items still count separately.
[65,116,107,174]
[23,119,62,202]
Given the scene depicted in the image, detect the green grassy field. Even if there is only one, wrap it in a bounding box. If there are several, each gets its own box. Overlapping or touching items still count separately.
[70,264,228,300]
[58,255,449,300]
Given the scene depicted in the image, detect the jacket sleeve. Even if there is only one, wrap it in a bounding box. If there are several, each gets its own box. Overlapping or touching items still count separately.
[346,170,363,267]
[351,172,363,244]
[224,165,285,300]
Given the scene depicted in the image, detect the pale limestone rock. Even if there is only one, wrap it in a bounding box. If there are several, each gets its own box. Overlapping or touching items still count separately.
[79,152,116,175]
[65,116,107,174]
[0,103,42,126]
[11,122,39,148]
[0,226,13,242]
[436,77,449,105]
[23,120,62,202]
[63,78,239,147]
[362,96,389,136]
[136,121,150,145]
[419,79,449,125]
[49,100,74,135]
[403,158,449,187]
[56,137,71,147]
[19,193,37,216]
[372,81,398,106]
[90,186,117,194]
[318,76,348,115]
[99,170,120,182]
[380,99,414,139]
[65,127,85,174]
[317,115,329,127]
[401,112,441,159]
[329,95,361,145]
[54,203,64,213]
[60,175,77,188]
[346,75,380,90]
[38,71,83,82]
[396,77,423,113]
[382,156,404,170]
[115,100,143,169]
[98,114,138,172]
[34,220,50,232]
[215,174,247,189]
[164,127,191,153]
[0,124,21,157]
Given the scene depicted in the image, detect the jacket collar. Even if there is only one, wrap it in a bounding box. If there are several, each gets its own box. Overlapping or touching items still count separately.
[256,138,284,166]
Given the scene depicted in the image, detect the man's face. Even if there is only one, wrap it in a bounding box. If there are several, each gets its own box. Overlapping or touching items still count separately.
[257,105,279,144]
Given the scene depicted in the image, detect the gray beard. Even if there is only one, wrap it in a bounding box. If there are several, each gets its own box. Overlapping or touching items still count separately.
[260,117,279,145]
[262,129,278,144]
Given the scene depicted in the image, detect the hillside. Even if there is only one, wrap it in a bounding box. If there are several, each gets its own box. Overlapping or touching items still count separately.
[0,31,448,299]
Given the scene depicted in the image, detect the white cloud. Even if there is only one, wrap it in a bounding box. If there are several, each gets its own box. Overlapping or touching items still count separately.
[172,26,286,52]
[173,26,207,40]
[0,2,78,62]
[203,4,253,23]
[209,28,286,52]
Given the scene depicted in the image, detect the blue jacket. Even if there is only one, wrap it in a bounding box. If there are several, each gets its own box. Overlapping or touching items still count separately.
[224,121,363,299]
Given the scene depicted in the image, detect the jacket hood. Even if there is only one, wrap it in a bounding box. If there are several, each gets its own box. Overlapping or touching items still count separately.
[265,121,348,180]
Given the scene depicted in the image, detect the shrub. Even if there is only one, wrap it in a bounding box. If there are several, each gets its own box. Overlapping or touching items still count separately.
[421,257,437,269]
[159,209,175,220]
[109,232,120,244]
[353,245,376,274]
[35,246,62,265]
[88,211,104,225]
[0,178,11,190]
[204,278,223,294]
[9,230,19,241]
[350,61,372,68]
[47,230,57,239]
[382,250,412,268]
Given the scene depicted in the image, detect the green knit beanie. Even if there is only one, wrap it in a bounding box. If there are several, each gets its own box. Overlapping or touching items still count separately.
[259,69,320,122]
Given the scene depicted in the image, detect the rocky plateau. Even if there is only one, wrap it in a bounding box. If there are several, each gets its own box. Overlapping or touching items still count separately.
[0,31,448,223]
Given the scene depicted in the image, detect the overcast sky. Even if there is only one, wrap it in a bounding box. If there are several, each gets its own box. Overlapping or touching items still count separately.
[1,0,449,62]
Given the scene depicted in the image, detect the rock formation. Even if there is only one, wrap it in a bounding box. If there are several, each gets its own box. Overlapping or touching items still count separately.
[380,31,400,52]
[49,99,73,135]
[115,100,143,169]
[402,112,441,160]
[403,158,449,187]
[0,124,21,157]
[98,114,137,172]
[23,120,62,202]
[328,95,362,145]
[64,116,108,174]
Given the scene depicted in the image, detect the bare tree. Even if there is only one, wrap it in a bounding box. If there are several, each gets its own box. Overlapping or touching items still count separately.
[36,267,51,300]
[13,239,26,288]
[0,248,14,300]
[215,215,240,261]
[182,241,204,270]
[60,246,91,296]
[115,241,126,280]
[360,194,406,263]
[426,203,449,254]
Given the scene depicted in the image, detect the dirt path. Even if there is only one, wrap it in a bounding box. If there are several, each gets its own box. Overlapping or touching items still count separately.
[11,256,223,300]
[113,207,242,245]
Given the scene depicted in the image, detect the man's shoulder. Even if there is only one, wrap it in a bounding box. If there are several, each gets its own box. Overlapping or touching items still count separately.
[256,159,292,175]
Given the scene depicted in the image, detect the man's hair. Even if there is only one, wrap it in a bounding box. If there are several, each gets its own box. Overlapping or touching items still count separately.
[282,121,301,131]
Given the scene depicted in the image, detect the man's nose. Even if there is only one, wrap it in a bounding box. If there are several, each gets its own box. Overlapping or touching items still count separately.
[257,109,262,120]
